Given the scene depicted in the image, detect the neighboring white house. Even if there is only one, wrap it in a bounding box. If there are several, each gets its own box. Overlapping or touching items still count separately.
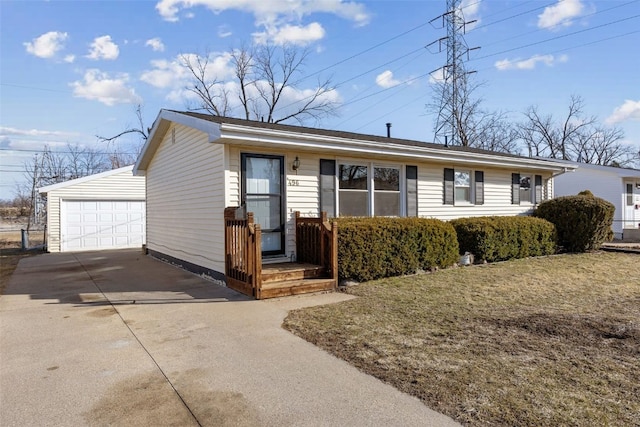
[554,161,640,240]
[133,109,574,281]
[39,165,146,252]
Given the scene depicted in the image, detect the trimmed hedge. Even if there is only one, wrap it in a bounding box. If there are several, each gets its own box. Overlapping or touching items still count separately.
[336,217,459,282]
[533,193,614,252]
[451,216,557,263]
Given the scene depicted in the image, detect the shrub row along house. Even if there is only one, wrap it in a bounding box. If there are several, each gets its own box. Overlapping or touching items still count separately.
[129,109,574,298]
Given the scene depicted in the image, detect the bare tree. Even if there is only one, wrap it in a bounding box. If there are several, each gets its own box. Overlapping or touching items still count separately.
[519,95,597,160]
[518,95,634,166]
[182,44,339,125]
[180,54,231,117]
[428,74,520,153]
[15,144,116,231]
[231,45,255,120]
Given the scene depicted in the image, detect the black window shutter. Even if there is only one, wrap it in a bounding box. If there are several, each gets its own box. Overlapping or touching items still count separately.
[474,171,484,205]
[406,165,418,216]
[320,159,336,217]
[444,168,454,205]
[512,173,520,205]
[535,175,543,204]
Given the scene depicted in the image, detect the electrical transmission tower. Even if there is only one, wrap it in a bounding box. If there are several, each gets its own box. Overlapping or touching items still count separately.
[428,0,479,146]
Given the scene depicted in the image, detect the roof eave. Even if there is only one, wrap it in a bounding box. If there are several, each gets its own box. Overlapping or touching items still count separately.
[134,110,221,174]
[38,165,134,194]
[218,123,573,172]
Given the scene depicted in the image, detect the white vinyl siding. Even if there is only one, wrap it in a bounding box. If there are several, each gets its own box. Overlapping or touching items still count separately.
[43,167,145,253]
[146,124,226,273]
[419,163,552,220]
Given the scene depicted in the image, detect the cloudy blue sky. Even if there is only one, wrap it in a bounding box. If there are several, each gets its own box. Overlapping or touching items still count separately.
[1,0,639,200]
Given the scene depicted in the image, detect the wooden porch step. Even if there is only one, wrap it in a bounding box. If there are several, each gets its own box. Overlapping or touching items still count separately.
[261,262,326,283]
[258,278,337,299]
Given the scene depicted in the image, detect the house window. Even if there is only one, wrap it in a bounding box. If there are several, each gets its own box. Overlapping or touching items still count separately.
[445,168,483,205]
[627,183,634,206]
[374,167,400,216]
[455,170,471,203]
[512,173,543,204]
[333,162,407,217]
[338,164,368,216]
[520,175,532,203]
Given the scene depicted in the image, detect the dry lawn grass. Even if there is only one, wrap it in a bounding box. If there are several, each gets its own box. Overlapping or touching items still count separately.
[284,253,640,426]
[0,230,44,295]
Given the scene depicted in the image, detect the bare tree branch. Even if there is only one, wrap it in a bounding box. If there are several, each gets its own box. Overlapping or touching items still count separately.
[427,74,519,153]
[518,95,632,166]
[181,53,230,117]
[182,44,338,125]
[96,104,150,145]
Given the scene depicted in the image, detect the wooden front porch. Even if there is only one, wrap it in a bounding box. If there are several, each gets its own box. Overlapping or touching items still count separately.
[224,208,338,299]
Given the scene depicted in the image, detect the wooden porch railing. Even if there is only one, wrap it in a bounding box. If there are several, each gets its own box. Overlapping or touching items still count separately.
[224,207,338,299]
[295,211,338,284]
[224,207,262,297]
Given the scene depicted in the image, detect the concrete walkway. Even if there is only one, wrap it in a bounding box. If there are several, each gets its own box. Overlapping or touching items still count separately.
[1,249,459,426]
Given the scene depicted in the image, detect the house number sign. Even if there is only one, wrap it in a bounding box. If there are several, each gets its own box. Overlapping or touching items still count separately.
[288,179,300,186]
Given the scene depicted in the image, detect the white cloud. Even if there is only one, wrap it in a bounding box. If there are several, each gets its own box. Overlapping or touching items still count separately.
[495,54,568,71]
[156,0,369,45]
[64,54,75,63]
[218,25,232,38]
[156,0,369,26]
[375,70,402,89]
[0,127,78,138]
[145,37,165,52]
[538,0,585,30]
[87,35,119,60]
[253,22,325,46]
[141,59,188,89]
[428,68,446,84]
[459,0,481,29]
[70,69,141,106]
[140,52,234,90]
[24,31,68,58]
[606,100,640,125]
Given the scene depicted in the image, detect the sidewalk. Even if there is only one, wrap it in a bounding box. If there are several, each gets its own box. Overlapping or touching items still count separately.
[1,250,460,426]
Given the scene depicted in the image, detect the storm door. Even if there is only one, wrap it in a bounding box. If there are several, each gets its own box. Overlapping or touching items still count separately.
[624,182,636,229]
[241,154,285,256]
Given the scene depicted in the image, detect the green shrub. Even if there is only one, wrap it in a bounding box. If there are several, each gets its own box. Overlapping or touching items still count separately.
[533,193,614,252]
[336,217,459,282]
[451,216,557,262]
[578,190,594,197]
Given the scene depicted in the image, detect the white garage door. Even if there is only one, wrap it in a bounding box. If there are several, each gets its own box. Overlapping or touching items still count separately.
[62,200,145,251]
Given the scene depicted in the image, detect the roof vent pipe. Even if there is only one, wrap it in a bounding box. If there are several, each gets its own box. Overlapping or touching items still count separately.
[386,122,392,138]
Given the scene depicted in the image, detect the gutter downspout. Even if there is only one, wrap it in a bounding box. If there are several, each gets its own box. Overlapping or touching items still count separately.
[549,167,573,199]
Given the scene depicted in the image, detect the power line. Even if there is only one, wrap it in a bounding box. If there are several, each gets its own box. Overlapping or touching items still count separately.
[471,14,640,62]
[337,7,640,139]
[472,1,558,31]
[0,148,138,155]
[478,0,640,49]
[353,92,427,132]
[292,19,432,86]
[472,28,640,74]
[0,83,72,94]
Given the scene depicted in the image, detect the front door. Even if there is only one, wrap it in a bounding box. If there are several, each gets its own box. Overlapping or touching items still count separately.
[624,181,638,229]
[241,154,285,256]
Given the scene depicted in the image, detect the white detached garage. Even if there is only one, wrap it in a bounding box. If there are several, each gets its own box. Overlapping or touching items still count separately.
[39,165,146,252]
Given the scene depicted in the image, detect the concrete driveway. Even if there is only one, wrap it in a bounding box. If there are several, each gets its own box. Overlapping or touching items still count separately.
[1,249,459,426]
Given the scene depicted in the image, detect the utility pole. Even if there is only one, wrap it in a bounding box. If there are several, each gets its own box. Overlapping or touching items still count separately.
[428,0,479,146]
